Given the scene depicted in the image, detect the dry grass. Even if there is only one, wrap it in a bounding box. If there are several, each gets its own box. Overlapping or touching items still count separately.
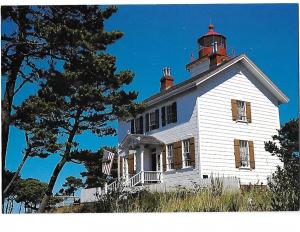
[51,184,272,213]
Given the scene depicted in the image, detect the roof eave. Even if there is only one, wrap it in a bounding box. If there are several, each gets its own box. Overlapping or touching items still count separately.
[144,54,289,107]
[241,55,289,104]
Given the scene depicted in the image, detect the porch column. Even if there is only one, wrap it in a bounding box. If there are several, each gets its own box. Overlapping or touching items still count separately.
[140,145,144,184]
[125,155,129,183]
[117,155,120,180]
[159,146,163,182]
[159,147,163,173]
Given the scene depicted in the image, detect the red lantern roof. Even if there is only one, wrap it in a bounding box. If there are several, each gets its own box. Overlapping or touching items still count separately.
[205,24,220,36]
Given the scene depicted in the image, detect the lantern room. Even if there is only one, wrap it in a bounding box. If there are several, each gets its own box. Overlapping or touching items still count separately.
[197,24,227,60]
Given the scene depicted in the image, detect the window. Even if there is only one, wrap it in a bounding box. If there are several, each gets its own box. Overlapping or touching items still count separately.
[240,140,250,168]
[182,140,191,167]
[130,116,143,134]
[135,116,143,134]
[237,100,247,122]
[167,144,174,170]
[130,119,135,134]
[232,100,252,123]
[162,102,177,126]
[145,109,159,131]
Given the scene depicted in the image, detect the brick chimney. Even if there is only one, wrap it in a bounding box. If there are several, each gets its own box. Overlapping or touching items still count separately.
[160,67,174,91]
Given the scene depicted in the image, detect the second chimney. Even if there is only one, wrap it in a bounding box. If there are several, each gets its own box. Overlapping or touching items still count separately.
[160,67,174,92]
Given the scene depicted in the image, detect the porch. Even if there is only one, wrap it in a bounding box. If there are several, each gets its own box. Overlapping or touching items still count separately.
[118,134,165,186]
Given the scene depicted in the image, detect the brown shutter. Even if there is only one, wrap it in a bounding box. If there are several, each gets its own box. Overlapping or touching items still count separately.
[246,102,252,123]
[234,139,241,168]
[128,154,134,175]
[189,137,195,168]
[173,141,182,170]
[248,141,255,169]
[120,157,123,177]
[231,99,238,121]
[162,146,166,172]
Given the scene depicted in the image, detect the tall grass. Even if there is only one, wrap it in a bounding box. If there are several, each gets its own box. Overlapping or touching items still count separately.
[53,180,273,213]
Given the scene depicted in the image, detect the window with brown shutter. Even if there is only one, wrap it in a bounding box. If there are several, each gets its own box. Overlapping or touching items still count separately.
[173,141,182,170]
[248,141,255,169]
[232,100,252,123]
[162,146,166,172]
[189,137,195,168]
[231,99,238,121]
[234,139,255,169]
[246,102,252,123]
[234,139,241,168]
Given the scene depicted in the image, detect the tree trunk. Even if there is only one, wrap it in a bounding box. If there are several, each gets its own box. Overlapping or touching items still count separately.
[3,153,29,197]
[1,55,24,173]
[38,156,67,213]
[38,110,81,213]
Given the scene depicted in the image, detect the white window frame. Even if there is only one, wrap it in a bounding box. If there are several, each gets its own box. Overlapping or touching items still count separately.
[166,144,174,171]
[182,140,191,168]
[237,100,247,122]
[239,140,250,168]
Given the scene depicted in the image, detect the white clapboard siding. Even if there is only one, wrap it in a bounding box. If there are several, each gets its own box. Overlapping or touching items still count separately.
[146,89,201,173]
[197,65,282,185]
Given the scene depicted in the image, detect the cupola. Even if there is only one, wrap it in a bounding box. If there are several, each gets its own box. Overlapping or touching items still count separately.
[186,24,230,77]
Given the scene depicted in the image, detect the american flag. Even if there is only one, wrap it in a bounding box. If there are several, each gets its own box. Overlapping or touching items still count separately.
[102,149,115,175]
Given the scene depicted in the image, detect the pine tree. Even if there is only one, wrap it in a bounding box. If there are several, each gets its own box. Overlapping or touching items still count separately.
[1,5,130,175]
[60,176,83,196]
[14,6,144,213]
[265,118,299,210]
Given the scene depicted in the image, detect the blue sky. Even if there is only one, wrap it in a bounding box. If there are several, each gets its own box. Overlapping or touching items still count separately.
[3,4,298,197]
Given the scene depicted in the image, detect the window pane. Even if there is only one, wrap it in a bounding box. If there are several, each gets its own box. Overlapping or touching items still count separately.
[167,144,173,170]
[183,140,190,167]
[237,101,246,121]
[239,140,249,167]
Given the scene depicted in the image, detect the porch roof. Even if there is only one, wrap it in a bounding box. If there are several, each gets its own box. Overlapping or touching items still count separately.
[119,134,164,150]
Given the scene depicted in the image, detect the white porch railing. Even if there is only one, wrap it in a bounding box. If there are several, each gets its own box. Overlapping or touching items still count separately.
[144,171,162,182]
[107,180,118,192]
[127,171,162,187]
[103,171,162,195]
[128,171,143,187]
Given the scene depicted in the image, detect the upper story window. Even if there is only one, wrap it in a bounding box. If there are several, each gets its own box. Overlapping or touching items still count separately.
[231,99,252,123]
[237,100,247,122]
[162,102,177,127]
[135,116,143,134]
[182,140,191,168]
[145,109,159,132]
[130,116,143,134]
[166,144,174,171]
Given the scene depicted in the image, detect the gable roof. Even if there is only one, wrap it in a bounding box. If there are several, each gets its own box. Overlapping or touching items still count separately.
[143,54,289,107]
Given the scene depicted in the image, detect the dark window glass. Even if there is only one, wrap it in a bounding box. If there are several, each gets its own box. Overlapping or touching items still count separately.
[130,119,135,134]
[145,113,149,132]
[161,106,166,127]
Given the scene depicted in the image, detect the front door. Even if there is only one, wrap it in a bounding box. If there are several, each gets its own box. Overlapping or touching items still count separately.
[151,149,157,171]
